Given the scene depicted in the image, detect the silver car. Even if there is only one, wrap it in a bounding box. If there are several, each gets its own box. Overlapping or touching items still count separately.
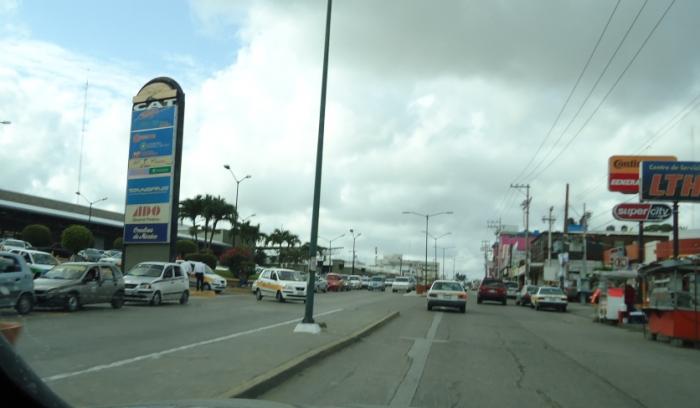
[0,252,35,314]
[33,262,125,312]
[315,276,328,293]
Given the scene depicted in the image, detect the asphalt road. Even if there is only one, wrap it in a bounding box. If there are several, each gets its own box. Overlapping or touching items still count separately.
[261,294,700,408]
[7,288,407,407]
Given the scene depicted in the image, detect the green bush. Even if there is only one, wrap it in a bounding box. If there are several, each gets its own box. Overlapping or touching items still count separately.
[176,239,198,257]
[21,224,52,247]
[113,237,123,250]
[185,252,217,269]
[61,225,94,255]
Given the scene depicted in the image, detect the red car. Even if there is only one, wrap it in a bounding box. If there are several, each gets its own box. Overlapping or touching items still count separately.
[326,273,344,292]
[477,278,507,305]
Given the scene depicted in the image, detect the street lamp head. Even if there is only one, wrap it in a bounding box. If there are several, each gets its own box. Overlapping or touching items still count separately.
[349,228,354,233]
[223,164,231,170]
[75,191,81,196]
[245,175,252,180]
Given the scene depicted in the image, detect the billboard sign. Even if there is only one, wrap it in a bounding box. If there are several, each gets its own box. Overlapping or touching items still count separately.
[123,78,184,248]
[640,161,700,202]
[608,155,676,194]
[612,203,672,222]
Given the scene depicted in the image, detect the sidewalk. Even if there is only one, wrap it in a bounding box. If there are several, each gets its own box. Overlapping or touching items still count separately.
[567,301,596,320]
[46,299,402,407]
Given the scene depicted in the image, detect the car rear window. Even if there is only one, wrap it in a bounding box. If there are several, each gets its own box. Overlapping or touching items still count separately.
[432,282,464,291]
[539,287,564,295]
[482,280,505,288]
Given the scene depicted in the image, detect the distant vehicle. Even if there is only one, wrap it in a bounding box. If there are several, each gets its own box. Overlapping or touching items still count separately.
[348,275,363,290]
[0,238,32,251]
[516,285,539,307]
[531,286,568,312]
[340,274,352,291]
[368,276,385,291]
[427,280,467,313]
[254,268,307,302]
[477,278,507,305]
[0,252,35,314]
[124,262,190,306]
[361,276,370,288]
[33,262,125,312]
[315,275,328,293]
[407,276,417,291]
[504,281,519,299]
[384,277,395,287]
[77,248,103,262]
[99,253,123,268]
[392,277,411,293]
[9,249,59,278]
[326,273,345,292]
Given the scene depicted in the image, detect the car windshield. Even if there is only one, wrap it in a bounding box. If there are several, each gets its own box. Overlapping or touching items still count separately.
[395,278,408,282]
[44,264,87,280]
[432,282,464,291]
[483,280,504,288]
[371,277,383,282]
[32,253,57,265]
[3,239,24,247]
[127,264,164,277]
[327,275,340,280]
[505,282,518,288]
[539,287,564,296]
[277,271,303,281]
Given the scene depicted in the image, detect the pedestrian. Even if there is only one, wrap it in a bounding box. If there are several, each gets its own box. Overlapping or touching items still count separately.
[194,261,205,291]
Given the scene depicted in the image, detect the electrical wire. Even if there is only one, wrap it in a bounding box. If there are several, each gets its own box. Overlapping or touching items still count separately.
[511,0,622,184]
[529,0,677,182]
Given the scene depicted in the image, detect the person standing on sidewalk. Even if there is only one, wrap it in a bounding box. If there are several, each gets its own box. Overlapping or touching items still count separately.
[194,261,205,291]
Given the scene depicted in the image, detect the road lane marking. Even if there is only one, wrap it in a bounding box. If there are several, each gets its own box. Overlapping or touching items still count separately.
[389,312,442,407]
[42,308,343,383]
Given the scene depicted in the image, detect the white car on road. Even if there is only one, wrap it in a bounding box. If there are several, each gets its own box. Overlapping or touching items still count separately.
[392,277,411,293]
[254,268,307,303]
[427,280,467,313]
[124,262,190,306]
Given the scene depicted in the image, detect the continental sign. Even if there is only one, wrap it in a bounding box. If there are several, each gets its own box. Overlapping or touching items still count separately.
[612,203,672,222]
[608,155,676,194]
[641,161,700,202]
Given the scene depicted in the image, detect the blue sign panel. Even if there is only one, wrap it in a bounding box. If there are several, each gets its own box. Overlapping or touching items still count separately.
[129,127,175,159]
[641,161,700,202]
[124,223,168,243]
[126,176,171,205]
[130,106,175,131]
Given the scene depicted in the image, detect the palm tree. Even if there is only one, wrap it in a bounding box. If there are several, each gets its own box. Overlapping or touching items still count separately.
[179,195,204,242]
[238,221,260,247]
[267,228,287,265]
[207,197,235,248]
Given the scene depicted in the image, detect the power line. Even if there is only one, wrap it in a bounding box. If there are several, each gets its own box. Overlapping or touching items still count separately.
[512,0,622,184]
[529,0,677,182]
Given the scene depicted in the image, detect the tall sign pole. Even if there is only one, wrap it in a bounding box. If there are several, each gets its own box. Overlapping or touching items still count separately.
[302,0,332,326]
[123,77,185,271]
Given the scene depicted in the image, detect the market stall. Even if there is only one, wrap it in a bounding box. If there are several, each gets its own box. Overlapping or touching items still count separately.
[592,270,639,323]
[640,258,700,344]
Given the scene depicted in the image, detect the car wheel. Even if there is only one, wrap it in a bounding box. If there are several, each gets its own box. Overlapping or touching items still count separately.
[256,289,263,301]
[502,299,507,306]
[179,291,189,305]
[561,306,567,313]
[150,291,162,306]
[535,304,540,311]
[15,293,33,315]
[204,283,211,291]
[477,298,482,304]
[460,305,466,314]
[515,300,520,306]
[427,303,432,311]
[65,293,80,312]
[110,292,125,309]
[276,291,285,303]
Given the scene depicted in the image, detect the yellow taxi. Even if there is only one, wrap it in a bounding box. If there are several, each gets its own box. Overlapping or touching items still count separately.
[254,268,307,303]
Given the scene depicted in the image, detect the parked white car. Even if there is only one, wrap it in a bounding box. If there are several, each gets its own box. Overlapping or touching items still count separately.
[124,262,190,306]
[9,249,59,278]
[392,277,411,293]
[348,275,363,290]
[0,238,32,251]
[254,268,307,303]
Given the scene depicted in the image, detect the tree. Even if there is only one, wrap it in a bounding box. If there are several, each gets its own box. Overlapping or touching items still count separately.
[267,228,287,265]
[176,239,198,258]
[21,224,52,247]
[61,225,94,255]
[206,196,235,248]
[237,221,261,247]
[220,246,255,279]
[179,195,204,242]
[113,237,123,250]
[254,248,268,267]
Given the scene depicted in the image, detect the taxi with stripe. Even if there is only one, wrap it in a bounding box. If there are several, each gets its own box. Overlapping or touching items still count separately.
[254,268,307,303]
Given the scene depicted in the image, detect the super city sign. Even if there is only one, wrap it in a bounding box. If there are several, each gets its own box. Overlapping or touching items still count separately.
[641,161,700,202]
[612,203,672,222]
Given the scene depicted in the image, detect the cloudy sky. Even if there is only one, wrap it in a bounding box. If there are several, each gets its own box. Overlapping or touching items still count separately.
[1,0,699,279]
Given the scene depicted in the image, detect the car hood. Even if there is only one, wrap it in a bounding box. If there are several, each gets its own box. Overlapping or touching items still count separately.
[124,275,158,284]
[207,274,227,282]
[34,278,81,290]
[30,264,54,271]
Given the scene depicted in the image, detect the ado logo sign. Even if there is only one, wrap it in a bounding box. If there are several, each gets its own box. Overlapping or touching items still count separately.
[132,205,161,217]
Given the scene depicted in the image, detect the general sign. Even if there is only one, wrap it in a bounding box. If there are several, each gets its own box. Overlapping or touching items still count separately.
[608,155,676,194]
[640,161,700,202]
[612,203,672,222]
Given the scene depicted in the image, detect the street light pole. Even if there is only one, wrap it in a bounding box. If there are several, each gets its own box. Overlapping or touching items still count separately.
[75,192,107,226]
[349,229,361,275]
[302,0,333,326]
[320,233,345,273]
[223,164,252,246]
[403,211,453,287]
[424,232,451,281]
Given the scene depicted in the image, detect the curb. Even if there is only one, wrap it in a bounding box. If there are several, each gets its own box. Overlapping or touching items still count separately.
[190,291,217,298]
[222,310,400,399]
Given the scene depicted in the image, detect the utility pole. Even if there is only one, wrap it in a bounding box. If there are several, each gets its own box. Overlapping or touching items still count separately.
[510,184,531,282]
[374,246,378,267]
[349,229,361,275]
[542,206,555,264]
[487,218,503,278]
[562,183,570,289]
[480,240,490,278]
[582,204,591,287]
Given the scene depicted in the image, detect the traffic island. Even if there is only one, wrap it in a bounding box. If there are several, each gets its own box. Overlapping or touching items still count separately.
[190,290,216,298]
